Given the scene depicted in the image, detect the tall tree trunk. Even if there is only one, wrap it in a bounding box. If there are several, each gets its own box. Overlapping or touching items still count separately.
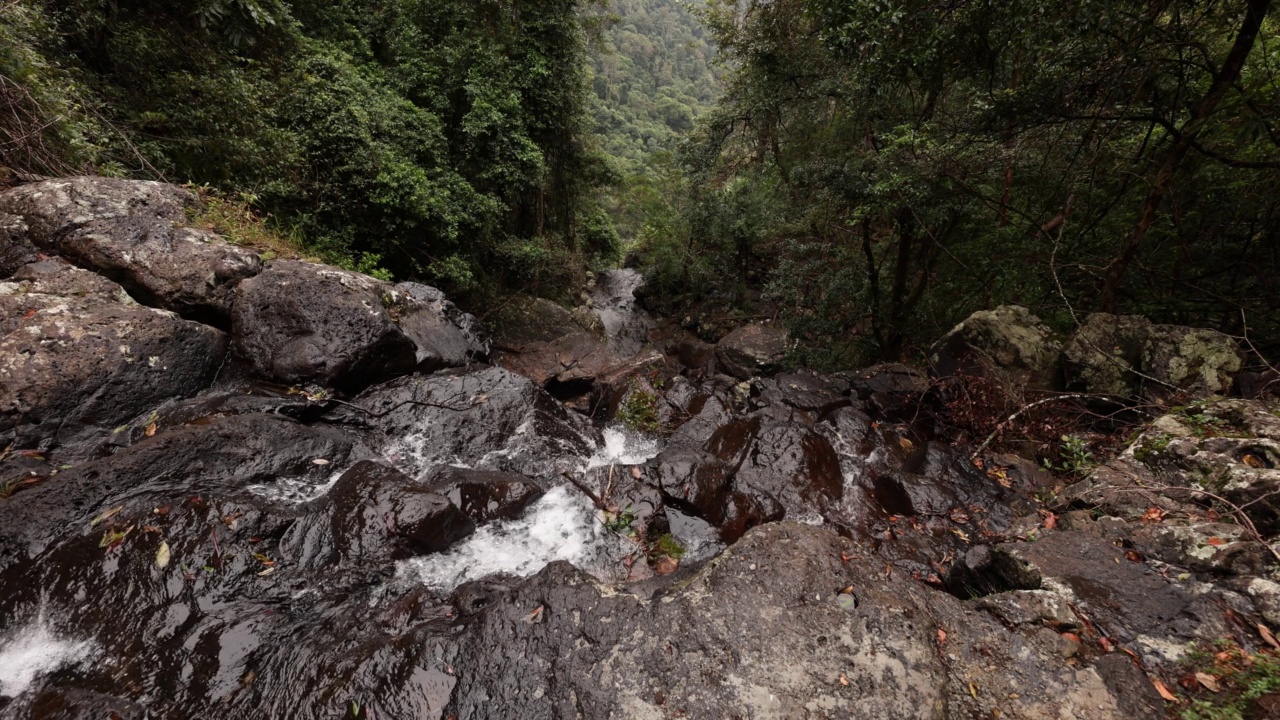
[1098,0,1271,311]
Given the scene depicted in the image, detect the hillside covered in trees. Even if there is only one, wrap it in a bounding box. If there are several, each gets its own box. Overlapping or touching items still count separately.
[636,0,1280,367]
[0,0,621,302]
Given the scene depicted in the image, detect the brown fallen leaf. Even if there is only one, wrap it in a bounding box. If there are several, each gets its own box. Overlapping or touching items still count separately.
[1125,550,1145,563]
[1206,537,1227,547]
[1142,507,1164,523]
[1098,636,1114,653]
[937,628,948,645]
[22,308,36,320]
[1242,454,1265,469]
[525,606,544,623]
[1194,672,1220,693]
[1061,632,1081,644]
[1152,677,1179,703]
[838,673,848,686]
[630,467,642,479]
[144,422,157,437]
[653,556,679,575]
[1043,513,1057,530]
[1259,623,1280,650]
[899,437,914,450]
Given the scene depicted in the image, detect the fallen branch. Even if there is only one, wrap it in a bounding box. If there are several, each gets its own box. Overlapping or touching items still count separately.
[969,393,1098,461]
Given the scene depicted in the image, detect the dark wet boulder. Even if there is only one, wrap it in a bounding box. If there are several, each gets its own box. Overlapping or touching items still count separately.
[389,281,489,371]
[342,365,599,479]
[0,412,366,565]
[326,460,474,560]
[754,369,851,419]
[715,322,789,379]
[231,260,418,392]
[0,177,262,325]
[842,362,930,422]
[426,465,546,524]
[932,305,1062,391]
[0,261,226,456]
[446,522,1144,720]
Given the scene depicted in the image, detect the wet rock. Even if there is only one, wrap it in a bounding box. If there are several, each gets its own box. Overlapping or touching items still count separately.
[644,448,733,521]
[1002,530,1242,661]
[326,460,474,560]
[931,305,1062,391]
[389,282,489,372]
[1062,313,1152,398]
[494,330,620,400]
[446,522,1140,720]
[588,269,655,356]
[1083,399,1280,531]
[231,260,417,392]
[715,323,789,379]
[1142,324,1243,396]
[673,336,717,376]
[843,362,930,422]
[343,365,599,479]
[426,466,546,524]
[1129,522,1268,575]
[0,177,262,325]
[590,349,671,422]
[754,369,851,418]
[0,210,37,277]
[0,261,226,455]
[0,412,366,565]
[970,589,1079,628]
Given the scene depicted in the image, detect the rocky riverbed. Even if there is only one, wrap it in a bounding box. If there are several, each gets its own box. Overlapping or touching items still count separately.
[2,177,1280,719]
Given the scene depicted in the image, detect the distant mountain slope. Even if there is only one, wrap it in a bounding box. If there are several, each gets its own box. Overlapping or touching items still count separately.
[589,0,723,173]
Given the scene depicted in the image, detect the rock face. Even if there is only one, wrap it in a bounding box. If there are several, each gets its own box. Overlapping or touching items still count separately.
[446,523,1140,720]
[715,322,789,379]
[1061,313,1153,397]
[231,260,419,391]
[0,260,226,455]
[325,460,475,560]
[932,305,1062,390]
[1063,313,1244,398]
[0,177,262,325]
[390,281,489,371]
[343,365,600,479]
[490,296,621,395]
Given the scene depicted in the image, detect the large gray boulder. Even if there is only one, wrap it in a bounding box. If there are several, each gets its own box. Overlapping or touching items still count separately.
[445,522,1148,720]
[716,322,789,379]
[490,295,620,394]
[1063,313,1244,398]
[389,281,489,371]
[0,177,262,324]
[1143,324,1243,396]
[1061,313,1153,397]
[230,260,419,392]
[0,260,226,454]
[931,305,1062,391]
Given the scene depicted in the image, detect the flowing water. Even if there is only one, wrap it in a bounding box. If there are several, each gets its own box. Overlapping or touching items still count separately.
[589,269,654,356]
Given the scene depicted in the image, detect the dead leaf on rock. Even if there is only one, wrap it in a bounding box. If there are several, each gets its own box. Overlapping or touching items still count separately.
[1152,677,1179,703]
[155,541,171,569]
[1242,454,1266,469]
[144,422,157,437]
[1206,537,1227,547]
[1142,507,1164,523]
[1259,623,1280,650]
[937,628,948,645]
[1194,672,1220,693]
[1042,513,1057,530]
[838,673,848,686]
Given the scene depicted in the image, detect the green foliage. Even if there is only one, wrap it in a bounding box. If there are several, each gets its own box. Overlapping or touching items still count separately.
[603,505,637,534]
[1178,641,1280,720]
[653,533,686,560]
[587,0,724,174]
[637,0,1280,364]
[1041,435,1094,476]
[617,383,660,433]
[1,0,613,303]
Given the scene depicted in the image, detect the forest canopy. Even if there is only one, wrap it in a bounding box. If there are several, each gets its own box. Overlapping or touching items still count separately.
[0,0,620,300]
[637,0,1280,367]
